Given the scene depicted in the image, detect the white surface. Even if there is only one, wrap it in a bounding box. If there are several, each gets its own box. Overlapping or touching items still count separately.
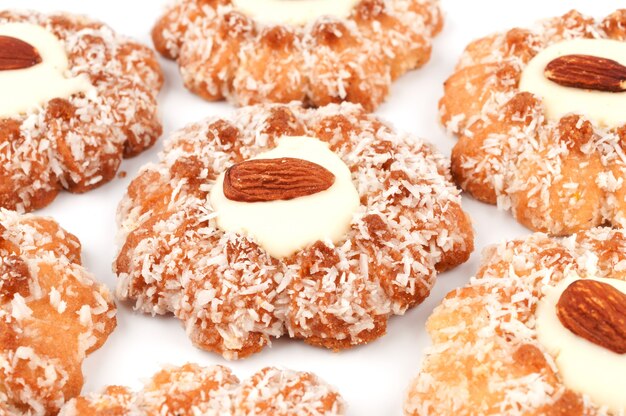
[536,276,626,413]
[519,38,626,127]
[5,1,619,414]
[211,136,360,259]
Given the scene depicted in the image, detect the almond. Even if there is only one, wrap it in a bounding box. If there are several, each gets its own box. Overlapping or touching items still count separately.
[545,54,626,92]
[0,35,42,71]
[556,279,626,354]
[223,157,335,203]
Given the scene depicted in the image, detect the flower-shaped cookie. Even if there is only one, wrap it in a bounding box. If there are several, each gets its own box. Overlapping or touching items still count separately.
[442,9,626,235]
[59,363,345,416]
[152,0,442,111]
[115,102,473,359]
[0,10,163,212]
[405,228,626,415]
[0,209,117,415]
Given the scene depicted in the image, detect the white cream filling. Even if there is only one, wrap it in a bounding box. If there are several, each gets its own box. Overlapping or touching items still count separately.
[536,276,626,413]
[210,136,360,259]
[231,0,361,26]
[519,39,626,128]
[0,23,95,118]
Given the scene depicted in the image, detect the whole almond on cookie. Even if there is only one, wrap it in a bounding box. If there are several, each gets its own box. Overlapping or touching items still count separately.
[223,157,336,203]
[545,54,626,92]
[0,35,42,70]
[556,279,626,354]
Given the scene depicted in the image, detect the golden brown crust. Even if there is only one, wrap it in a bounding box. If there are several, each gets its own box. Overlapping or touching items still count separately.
[59,364,345,416]
[0,210,116,415]
[405,227,626,415]
[602,10,626,40]
[114,103,473,359]
[152,0,441,111]
[442,9,626,235]
[0,10,163,212]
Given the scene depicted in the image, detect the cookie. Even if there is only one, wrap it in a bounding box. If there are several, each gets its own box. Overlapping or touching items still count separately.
[0,10,163,212]
[59,363,345,416]
[114,102,474,359]
[151,0,442,111]
[0,209,117,415]
[441,9,626,235]
[405,228,626,415]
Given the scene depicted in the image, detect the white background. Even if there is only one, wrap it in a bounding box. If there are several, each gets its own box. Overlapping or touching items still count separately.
[3,1,619,414]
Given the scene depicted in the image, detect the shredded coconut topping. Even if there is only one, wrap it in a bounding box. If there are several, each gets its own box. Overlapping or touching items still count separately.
[59,363,345,416]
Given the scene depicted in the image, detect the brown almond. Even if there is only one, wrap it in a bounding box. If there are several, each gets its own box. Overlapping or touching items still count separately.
[545,54,626,92]
[556,279,626,354]
[0,35,42,70]
[223,157,335,203]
